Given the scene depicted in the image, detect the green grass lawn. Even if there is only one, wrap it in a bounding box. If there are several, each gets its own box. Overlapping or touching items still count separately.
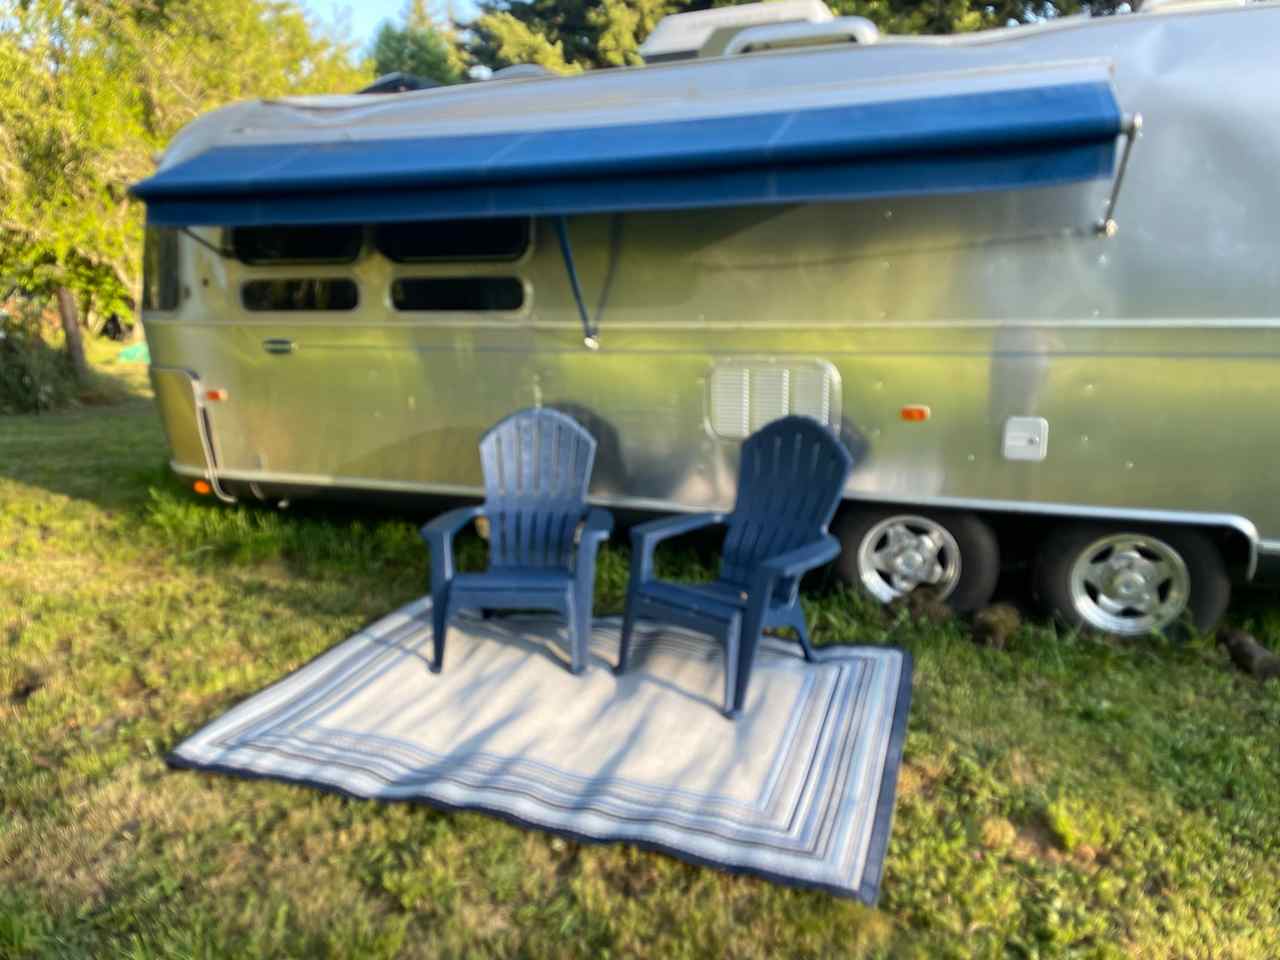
[3,347,1280,958]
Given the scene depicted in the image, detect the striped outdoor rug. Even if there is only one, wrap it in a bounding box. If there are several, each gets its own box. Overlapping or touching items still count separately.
[169,598,912,902]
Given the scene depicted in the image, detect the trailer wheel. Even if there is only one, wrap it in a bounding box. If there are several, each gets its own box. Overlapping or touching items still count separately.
[833,509,999,613]
[1034,525,1229,637]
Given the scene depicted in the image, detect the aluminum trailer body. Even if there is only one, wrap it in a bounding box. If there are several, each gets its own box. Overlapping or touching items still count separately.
[133,1,1280,632]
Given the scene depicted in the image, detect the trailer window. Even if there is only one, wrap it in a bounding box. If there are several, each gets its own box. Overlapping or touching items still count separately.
[142,226,180,311]
[230,225,362,264]
[391,277,524,312]
[242,279,358,311]
[375,218,530,262]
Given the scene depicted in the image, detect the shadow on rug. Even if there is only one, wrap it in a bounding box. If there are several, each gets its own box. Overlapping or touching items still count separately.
[169,598,912,903]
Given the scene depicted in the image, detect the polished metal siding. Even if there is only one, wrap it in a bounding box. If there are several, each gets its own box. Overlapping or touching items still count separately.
[142,6,1280,551]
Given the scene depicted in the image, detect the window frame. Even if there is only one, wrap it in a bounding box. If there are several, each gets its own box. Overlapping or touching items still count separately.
[226,225,365,266]
[240,277,361,313]
[374,217,533,264]
[141,226,182,312]
[389,275,528,314]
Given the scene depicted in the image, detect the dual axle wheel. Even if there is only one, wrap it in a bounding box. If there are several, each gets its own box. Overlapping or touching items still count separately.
[832,508,1231,636]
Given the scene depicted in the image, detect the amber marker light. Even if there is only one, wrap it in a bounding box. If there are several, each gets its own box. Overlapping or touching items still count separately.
[900,405,931,422]
[205,389,228,402]
[193,480,213,495]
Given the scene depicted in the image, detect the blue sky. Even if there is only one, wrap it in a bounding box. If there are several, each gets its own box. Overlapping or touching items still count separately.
[300,1,481,52]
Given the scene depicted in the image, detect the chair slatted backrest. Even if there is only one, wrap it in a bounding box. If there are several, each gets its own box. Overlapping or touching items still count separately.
[720,416,854,592]
[479,408,597,570]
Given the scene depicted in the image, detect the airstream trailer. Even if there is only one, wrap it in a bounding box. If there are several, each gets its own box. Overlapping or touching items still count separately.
[131,0,1280,637]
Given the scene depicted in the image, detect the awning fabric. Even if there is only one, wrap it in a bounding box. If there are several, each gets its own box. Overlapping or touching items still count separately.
[132,80,1122,227]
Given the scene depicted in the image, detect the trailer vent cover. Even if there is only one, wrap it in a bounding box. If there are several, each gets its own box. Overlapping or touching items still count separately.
[708,361,838,439]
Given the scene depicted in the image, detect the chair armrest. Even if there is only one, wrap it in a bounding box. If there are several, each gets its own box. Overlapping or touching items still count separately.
[742,535,843,634]
[630,512,725,543]
[575,507,613,580]
[574,508,614,624]
[630,512,726,583]
[420,505,485,590]
[759,535,843,581]
[420,505,485,544]
[580,507,614,544]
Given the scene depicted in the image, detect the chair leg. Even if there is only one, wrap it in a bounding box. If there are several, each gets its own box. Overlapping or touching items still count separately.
[722,616,742,719]
[430,591,450,674]
[790,607,817,662]
[616,604,638,675]
[566,597,586,676]
[731,624,762,719]
[581,593,599,675]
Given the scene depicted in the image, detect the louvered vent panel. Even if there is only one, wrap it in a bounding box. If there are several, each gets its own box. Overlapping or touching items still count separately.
[791,366,831,423]
[709,366,750,439]
[749,368,789,433]
[708,362,838,440]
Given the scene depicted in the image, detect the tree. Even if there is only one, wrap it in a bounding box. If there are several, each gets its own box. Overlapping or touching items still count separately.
[467,0,626,73]
[0,2,148,373]
[0,0,371,372]
[589,0,678,67]
[371,0,467,84]
[465,0,1131,72]
[469,9,584,73]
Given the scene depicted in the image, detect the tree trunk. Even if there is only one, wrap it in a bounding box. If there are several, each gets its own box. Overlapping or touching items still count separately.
[55,286,90,383]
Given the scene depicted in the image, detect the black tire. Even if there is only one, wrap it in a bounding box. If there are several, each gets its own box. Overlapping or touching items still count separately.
[832,508,1000,613]
[1033,524,1230,638]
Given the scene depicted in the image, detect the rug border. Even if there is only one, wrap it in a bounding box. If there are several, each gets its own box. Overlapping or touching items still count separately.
[165,610,914,905]
[855,647,913,905]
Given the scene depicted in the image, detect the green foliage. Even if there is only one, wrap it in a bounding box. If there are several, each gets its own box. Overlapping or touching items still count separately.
[589,0,678,66]
[371,21,464,83]
[469,0,589,72]
[1044,793,1120,853]
[470,8,587,74]
[465,0,1132,72]
[370,0,467,83]
[0,301,78,415]
[0,0,371,332]
[0,888,55,958]
[142,486,442,578]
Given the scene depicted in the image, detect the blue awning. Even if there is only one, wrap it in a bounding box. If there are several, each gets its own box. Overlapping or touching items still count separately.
[132,80,1123,227]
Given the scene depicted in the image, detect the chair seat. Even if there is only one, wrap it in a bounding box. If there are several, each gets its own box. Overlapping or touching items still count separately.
[634,579,752,619]
[453,568,572,594]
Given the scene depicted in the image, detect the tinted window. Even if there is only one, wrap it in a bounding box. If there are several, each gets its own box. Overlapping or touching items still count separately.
[391,277,524,312]
[375,218,530,262]
[141,227,180,311]
[242,279,358,312]
[230,225,362,264]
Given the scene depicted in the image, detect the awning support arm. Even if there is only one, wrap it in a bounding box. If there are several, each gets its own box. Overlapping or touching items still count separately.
[1096,113,1142,238]
[180,227,234,258]
[553,215,600,350]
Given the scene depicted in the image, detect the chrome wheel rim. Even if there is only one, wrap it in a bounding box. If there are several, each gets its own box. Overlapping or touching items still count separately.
[1068,533,1190,635]
[856,515,962,603]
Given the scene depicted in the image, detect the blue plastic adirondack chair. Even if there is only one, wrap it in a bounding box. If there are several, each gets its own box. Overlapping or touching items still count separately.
[616,415,854,717]
[421,408,612,674]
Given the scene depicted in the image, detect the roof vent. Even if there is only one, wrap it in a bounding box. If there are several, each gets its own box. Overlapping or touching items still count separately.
[639,0,835,62]
[491,63,556,80]
[1138,0,1249,11]
[357,72,439,94]
[721,16,879,56]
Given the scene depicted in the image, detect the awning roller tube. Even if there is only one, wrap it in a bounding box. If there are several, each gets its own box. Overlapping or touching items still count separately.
[133,70,1125,228]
